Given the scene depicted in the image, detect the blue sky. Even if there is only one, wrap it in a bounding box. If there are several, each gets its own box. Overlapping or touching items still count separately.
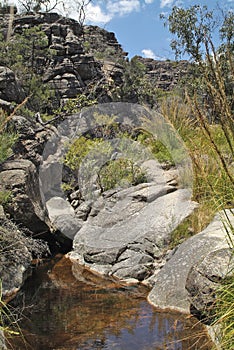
[72,0,234,60]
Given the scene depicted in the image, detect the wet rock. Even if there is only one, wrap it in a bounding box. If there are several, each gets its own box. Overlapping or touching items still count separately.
[111,249,154,281]
[148,210,234,314]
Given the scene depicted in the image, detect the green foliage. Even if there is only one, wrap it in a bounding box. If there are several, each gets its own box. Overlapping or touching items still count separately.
[0,280,20,337]
[64,136,101,171]
[83,40,91,53]
[162,6,233,344]
[0,25,48,66]
[63,114,149,193]
[162,5,214,61]
[94,47,116,60]
[182,124,234,207]
[0,132,17,164]
[61,182,75,193]
[0,190,12,206]
[0,280,20,335]
[56,94,97,116]
[119,56,164,106]
[162,5,234,120]
[98,158,147,192]
[0,110,18,164]
[137,131,174,164]
[0,24,55,114]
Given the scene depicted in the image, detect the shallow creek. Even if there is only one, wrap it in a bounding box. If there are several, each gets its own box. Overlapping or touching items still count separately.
[7,256,213,350]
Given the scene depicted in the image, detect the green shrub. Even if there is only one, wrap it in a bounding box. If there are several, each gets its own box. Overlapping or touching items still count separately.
[0,191,12,206]
[64,136,101,171]
[0,24,55,114]
[98,158,147,192]
[0,110,18,164]
[0,132,17,164]
[55,94,97,116]
[63,127,148,194]
[137,131,174,165]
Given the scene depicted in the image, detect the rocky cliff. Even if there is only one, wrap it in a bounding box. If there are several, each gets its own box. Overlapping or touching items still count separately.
[0,12,189,112]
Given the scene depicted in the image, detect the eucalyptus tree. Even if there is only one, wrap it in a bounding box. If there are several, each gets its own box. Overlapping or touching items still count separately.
[161,5,233,120]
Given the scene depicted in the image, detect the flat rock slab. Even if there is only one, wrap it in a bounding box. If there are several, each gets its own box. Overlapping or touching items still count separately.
[147,209,234,313]
[70,170,197,280]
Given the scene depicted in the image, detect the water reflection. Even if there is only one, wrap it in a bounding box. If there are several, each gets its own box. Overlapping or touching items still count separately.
[7,256,212,350]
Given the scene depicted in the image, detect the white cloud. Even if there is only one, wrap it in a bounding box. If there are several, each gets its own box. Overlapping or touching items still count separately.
[64,0,142,25]
[107,0,140,16]
[142,49,166,60]
[142,49,156,59]
[160,0,184,8]
[64,2,112,24]
[145,0,154,3]
[86,3,112,23]
[160,0,174,8]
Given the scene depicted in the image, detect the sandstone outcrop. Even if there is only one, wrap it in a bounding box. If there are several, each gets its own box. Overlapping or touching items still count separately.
[0,12,190,111]
[136,57,190,91]
[0,66,25,111]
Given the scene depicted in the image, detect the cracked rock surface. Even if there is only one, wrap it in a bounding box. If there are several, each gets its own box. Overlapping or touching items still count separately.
[69,160,197,281]
[148,209,234,315]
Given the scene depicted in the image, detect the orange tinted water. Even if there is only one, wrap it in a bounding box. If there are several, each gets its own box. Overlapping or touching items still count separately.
[7,256,213,350]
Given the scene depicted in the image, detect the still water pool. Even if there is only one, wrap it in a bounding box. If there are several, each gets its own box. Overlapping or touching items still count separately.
[7,256,213,350]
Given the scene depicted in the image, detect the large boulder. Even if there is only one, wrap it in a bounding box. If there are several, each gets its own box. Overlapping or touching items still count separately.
[0,66,25,109]
[148,210,234,314]
[186,247,234,320]
[69,161,197,282]
[45,197,83,250]
[0,159,50,233]
[0,208,49,298]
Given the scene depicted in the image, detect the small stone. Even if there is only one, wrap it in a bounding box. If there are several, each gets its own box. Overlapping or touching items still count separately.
[71,199,79,208]
[69,190,80,201]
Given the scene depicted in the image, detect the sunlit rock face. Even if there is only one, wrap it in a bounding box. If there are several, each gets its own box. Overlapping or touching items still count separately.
[148,209,234,315]
[69,160,197,282]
